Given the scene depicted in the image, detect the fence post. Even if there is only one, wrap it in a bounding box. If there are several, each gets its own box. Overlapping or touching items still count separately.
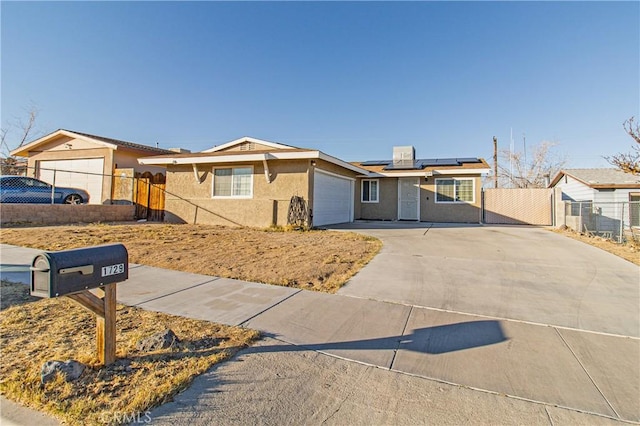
[619,202,625,244]
[50,169,57,204]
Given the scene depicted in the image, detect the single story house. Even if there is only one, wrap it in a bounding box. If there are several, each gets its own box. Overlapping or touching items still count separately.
[139,137,490,227]
[550,168,640,230]
[11,129,173,204]
[352,146,490,223]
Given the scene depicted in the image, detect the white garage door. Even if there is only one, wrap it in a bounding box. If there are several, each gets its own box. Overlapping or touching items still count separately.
[313,169,354,227]
[38,158,104,204]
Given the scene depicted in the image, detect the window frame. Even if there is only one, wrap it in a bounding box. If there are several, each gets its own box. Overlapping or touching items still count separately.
[361,179,380,203]
[211,165,254,199]
[435,178,475,203]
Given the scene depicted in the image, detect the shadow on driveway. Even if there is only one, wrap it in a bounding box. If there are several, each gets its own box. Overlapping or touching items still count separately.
[254,320,508,356]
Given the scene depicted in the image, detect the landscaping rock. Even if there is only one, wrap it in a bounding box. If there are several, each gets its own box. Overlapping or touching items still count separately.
[136,329,180,352]
[41,360,85,384]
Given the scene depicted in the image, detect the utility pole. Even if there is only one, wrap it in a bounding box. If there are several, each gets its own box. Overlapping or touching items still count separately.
[493,136,498,188]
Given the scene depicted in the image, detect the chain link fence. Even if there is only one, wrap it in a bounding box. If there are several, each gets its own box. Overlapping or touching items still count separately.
[562,201,640,243]
[0,166,167,221]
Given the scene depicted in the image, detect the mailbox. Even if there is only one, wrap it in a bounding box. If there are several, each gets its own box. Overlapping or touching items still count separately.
[30,244,128,298]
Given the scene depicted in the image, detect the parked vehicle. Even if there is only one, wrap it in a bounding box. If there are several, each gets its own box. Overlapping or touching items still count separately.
[0,176,89,204]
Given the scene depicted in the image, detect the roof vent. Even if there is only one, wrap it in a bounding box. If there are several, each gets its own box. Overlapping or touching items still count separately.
[239,142,255,151]
[393,146,415,168]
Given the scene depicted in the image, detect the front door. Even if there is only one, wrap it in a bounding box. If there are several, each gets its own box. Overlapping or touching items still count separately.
[398,178,419,220]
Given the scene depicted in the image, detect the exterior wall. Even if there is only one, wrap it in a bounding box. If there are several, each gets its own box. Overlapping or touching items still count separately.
[357,177,398,220]
[0,204,135,225]
[163,159,310,227]
[554,176,596,202]
[421,175,482,223]
[114,151,166,175]
[355,174,483,223]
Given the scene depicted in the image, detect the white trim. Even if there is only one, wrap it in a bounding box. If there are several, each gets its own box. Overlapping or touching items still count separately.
[432,168,491,176]
[139,150,369,175]
[211,165,254,199]
[361,179,379,203]
[435,177,475,204]
[397,177,420,221]
[202,137,293,153]
[366,168,491,178]
[140,153,269,165]
[11,129,118,156]
[314,168,356,181]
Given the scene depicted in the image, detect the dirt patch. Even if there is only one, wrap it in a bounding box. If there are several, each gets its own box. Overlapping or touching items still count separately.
[0,224,382,293]
[0,280,259,425]
[552,227,639,266]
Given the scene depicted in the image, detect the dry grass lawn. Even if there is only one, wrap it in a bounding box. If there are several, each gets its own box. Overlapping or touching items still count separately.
[0,223,382,293]
[0,281,259,425]
[553,227,639,266]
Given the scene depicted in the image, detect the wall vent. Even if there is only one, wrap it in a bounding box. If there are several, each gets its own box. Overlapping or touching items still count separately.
[239,142,255,151]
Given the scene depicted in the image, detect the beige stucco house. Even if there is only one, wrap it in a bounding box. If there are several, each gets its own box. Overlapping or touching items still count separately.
[11,129,172,204]
[140,137,490,227]
[353,146,490,223]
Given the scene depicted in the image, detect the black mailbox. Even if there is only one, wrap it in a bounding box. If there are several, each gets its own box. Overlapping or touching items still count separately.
[30,244,128,298]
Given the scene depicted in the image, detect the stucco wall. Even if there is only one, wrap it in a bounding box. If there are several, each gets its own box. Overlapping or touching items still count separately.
[0,204,135,225]
[358,178,398,220]
[421,176,482,223]
[163,159,310,227]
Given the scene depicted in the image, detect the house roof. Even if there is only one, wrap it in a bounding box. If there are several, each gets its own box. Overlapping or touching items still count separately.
[353,157,491,177]
[11,129,175,157]
[550,168,640,189]
[139,137,370,175]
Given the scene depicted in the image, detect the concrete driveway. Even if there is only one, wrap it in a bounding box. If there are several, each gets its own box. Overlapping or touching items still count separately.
[2,225,639,424]
[331,222,639,338]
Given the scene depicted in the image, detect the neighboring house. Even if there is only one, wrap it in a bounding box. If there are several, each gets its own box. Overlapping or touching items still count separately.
[352,146,490,223]
[10,129,173,204]
[550,168,640,230]
[140,137,490,227]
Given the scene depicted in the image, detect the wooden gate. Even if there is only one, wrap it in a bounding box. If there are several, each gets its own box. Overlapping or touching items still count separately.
[482,188,553,225]
[135,172,166,221]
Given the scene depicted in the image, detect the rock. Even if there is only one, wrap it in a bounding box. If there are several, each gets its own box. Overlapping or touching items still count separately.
[136,329,180,352]
[41,360,85,384]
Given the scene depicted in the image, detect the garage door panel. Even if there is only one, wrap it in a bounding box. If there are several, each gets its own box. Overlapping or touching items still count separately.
[39,159,104,204]
[313,170,353,227]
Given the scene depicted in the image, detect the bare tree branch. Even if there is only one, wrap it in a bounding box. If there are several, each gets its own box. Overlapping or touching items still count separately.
[497,141,566,188]
[605,117,640,175]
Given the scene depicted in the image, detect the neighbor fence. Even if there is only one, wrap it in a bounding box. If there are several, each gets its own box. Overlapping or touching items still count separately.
[1,166,166,221]
[560,201,640,243]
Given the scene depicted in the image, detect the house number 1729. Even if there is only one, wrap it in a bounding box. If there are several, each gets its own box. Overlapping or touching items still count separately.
[101,263,125,277]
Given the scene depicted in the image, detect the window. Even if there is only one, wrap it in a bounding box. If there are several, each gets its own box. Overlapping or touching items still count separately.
[361,179,379,203]
[435,178,474,203]
[212,167,253,198]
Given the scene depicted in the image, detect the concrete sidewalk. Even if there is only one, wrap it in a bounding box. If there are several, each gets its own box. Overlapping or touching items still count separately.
[1,243,638,425]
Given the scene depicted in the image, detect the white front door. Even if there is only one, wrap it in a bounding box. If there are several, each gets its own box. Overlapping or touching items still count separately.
[398,178,419,220]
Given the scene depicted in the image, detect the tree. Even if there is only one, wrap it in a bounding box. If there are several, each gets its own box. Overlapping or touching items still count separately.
[606,117,640,175]
[0,105,40,175]
[497,140,566,188]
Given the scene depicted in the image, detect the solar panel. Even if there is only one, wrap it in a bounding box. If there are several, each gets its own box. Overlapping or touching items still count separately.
[360,160,391,166]
[434,158,460,166]
[456,157,481,164]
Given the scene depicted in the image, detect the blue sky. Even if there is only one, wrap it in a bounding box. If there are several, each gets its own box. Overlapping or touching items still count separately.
[2,1,638,167]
